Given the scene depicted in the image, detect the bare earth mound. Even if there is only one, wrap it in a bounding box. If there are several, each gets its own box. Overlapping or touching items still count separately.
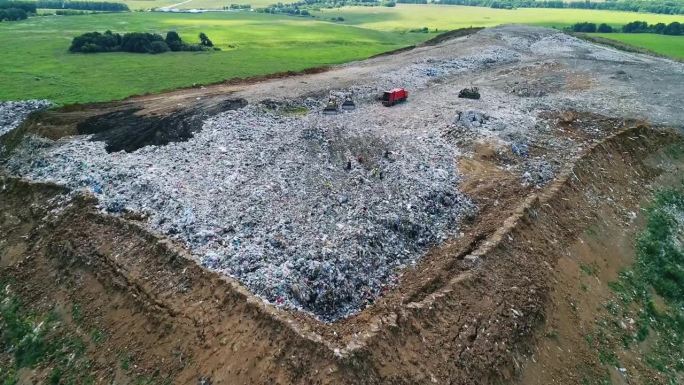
[1,25,683,384]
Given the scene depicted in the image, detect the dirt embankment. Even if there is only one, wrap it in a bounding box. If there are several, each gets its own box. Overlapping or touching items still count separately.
[1,119,681,384]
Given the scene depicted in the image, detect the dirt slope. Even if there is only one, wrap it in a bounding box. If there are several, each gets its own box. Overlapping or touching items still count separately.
[2,123,682,384]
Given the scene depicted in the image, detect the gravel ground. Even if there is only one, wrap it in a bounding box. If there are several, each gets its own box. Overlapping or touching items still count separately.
[3,25,684,321]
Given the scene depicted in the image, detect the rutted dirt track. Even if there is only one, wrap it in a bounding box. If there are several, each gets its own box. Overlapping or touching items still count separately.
[1,25,684,384]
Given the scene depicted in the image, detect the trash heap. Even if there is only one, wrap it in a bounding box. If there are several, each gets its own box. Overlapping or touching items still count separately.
[5,105,474,321]
[0,100,51,137]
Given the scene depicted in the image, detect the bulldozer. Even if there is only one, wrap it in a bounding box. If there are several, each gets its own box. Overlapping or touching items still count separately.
[322,91,355,114]
[340,93,356,111]
[322,97,339,115]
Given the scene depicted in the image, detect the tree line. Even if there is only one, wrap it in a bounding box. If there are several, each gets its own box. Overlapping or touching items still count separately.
[37,1,129,11]
[256,0,380,15]
[433,0,684,15]
[225,3,251,9]
[262,0,684,15]
[0,1,36,21]
[69,30,218,54]
[1,0,128,22]
[571,20,682,35]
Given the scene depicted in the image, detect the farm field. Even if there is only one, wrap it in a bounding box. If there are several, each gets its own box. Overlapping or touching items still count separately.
[91,0,274,10]
[593,32,684,59]
[313,4,684,32]
[1,4,683,104]
[0,12,422,104]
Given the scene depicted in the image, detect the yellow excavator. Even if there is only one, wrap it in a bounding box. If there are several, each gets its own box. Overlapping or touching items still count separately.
[323,91,355,114]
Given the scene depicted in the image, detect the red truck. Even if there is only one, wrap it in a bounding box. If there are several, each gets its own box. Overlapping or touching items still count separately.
[381,88,408,106]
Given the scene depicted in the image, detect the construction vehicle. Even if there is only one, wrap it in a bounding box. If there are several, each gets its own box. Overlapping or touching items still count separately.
[340,94,356,111]
[381,88,408,107]
[322,97,339,115]
[322,91,356,114]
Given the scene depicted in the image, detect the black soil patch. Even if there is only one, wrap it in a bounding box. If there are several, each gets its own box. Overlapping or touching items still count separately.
[77,98,247,153]
[421,27,484,46]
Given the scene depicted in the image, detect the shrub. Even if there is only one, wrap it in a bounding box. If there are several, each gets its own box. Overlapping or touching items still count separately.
[121,32,165,53]
[69,30,122,53]
[80,42,103,53]
[615,20,682,35]
[652,22,666,34]
[0,1,36,14]
[69,30,218,54]
[597,23,613,33]
[199,32,213,47]
[622,20,648,33]
[0,7,27,21]
[458,87,480,100]
[55,9,90,15]
[150,40,170,54]
[165,31,183,51]
[572,22,597,33]
[36,0,129,12]
[664,21,682,35]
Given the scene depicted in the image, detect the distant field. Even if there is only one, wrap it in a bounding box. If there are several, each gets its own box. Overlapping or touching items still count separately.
[31,0,273,11]
[0,12,422,104]
[116,0,275,10]
[3,4,684,105]
[314,4,684,31]
[593,32,684,59]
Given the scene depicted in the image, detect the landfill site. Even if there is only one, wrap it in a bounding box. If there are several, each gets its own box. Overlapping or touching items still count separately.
[1,25,683,384]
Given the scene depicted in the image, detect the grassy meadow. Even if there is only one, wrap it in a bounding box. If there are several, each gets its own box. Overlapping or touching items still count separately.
[593,32,684,59]
[106,0,274,10]
[1,3,683,105]
[314,4,684,31]
[0,12,423,104]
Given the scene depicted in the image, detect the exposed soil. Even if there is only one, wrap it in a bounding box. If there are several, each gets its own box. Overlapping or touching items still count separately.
[1,25,684,385]
[77,98,247,152]
[2,122,681,384]
[516,141,684,385]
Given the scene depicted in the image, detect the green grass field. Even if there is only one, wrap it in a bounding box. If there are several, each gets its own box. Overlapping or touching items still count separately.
[0,12,422,104]
[2,4,683,105]
[104,0,274,10]
[592,32,684,59]
[314,4,684,31]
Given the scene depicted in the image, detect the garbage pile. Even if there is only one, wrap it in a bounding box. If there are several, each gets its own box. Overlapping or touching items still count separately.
[398,47,520,90]
[522,159,557,187]
[5,105,474,321]
[0,100,51,137]
[338,47,520,104]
